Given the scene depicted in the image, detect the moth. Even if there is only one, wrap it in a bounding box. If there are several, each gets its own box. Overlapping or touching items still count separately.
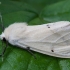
[0,14,70,58]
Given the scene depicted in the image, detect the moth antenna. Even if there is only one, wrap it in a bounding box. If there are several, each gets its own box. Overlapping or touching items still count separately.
[0,40,8,61]
[0,13,8,61]
[0,12,5,31]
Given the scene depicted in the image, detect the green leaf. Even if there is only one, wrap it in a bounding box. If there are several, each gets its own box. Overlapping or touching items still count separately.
[0,0,70,70]
[13,0,65,13]
[29,18,45,25]
[40,0,70,22]
[0,1,37,14]
[3,11,37,26]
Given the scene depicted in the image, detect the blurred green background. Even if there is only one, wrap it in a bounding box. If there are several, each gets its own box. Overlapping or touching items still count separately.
[0,0,70,70]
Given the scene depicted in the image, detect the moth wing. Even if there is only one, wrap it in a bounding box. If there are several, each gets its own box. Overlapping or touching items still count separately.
[11,21,70,58]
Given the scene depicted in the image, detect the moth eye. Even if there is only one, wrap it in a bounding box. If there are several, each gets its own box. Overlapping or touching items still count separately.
[3,37,6,42]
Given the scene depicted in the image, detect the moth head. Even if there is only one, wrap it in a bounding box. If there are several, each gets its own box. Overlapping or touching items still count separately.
[0,32,6,42]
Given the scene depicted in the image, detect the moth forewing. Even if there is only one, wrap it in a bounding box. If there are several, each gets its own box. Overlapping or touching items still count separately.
[0,21,70,58]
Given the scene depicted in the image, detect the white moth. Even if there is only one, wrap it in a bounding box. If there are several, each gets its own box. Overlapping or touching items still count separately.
[0,21,70,58]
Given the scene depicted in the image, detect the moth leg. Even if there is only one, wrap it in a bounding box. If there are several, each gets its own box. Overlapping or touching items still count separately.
[0,41,8,61]
[0,45,7,56]
[16,42,37,59]
[26,47,37,59]
[0,46,7,61]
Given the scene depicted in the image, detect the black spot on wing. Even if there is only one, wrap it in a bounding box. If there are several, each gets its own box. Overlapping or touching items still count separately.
[46,25,50,28]
[51,50,54,52]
